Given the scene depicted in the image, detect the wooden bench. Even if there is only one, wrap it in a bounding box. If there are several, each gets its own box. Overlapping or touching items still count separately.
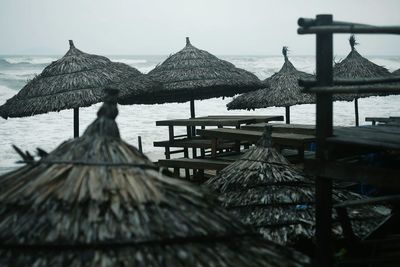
[154,137,250,159]
[158,158,232,179]
[197,128,315,159]
[241,122,316,135]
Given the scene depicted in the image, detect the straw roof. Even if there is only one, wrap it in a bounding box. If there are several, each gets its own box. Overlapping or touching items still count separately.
[0,40,159,119]
[227,47,315,110]
[333,35,392,100]
[0,96,310,267]
[205,128,388,247]
[393,68,400,76]
[128,37,262,105]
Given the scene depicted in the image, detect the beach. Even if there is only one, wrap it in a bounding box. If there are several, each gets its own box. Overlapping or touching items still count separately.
[1,54,400,174]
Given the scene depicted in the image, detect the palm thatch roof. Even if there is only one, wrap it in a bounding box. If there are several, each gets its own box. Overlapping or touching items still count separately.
[227,47,315,110]
[125,37,262,105]
[393,68,400,76]
[0,40,159,119]
[0,95,310,267]
[333,35,392,100]
[205,127,388,249]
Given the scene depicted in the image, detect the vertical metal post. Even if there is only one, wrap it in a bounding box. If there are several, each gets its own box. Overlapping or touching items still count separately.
[354,98,359,127]
[73,108,79,138]
[138,136,143,153]
[285,106,290,124]
[315,14,334,267]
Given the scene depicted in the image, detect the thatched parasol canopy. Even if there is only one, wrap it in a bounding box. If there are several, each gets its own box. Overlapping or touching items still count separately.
[205,127,388,250]
[0,40,159,137]
[127,37,263,117]
[227,47,315,124]
[0,95,310,267]
[333,35,393,125]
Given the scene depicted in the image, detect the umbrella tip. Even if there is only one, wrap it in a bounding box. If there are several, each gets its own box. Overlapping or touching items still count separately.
[282,46,289,61]
[257,126,273,148]
[97,88,119,120]
[69,40,75,48]
[349,35,358,51]
[186,37,191,46]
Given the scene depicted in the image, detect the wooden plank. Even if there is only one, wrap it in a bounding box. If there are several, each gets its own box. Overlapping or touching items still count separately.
[241,122,316,135]
[154,138,247,149]
[304,159,400,189]
[197,128,315,147]
[156,115,284,127]
[158,158,231,170]
[334,195,400,208]
[328,126,400,150]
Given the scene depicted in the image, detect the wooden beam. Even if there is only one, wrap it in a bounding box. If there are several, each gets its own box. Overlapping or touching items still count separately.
[304,159,400,189]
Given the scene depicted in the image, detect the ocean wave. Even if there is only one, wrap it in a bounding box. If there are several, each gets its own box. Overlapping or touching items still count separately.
[1,56,57,65]
[110,58,148,65]
[0,85,19,105]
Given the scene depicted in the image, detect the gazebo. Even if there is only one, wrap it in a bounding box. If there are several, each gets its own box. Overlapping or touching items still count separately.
[227,47,315,124]
[0,40,159,137]
[126,37,263,118]
[0,92,310,267]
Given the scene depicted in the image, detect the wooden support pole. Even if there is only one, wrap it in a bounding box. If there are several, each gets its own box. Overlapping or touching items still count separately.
[315,14,334,267]
[190,99,195,118]
[73,108,79,138]
[138,136,143,153]
[354,98,359,127]
[285,106,290,124]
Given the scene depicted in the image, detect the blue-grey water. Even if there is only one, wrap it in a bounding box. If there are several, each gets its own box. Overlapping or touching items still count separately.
[0,54,399,174]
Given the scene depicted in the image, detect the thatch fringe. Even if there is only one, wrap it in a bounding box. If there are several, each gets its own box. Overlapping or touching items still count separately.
[0,100,310,267]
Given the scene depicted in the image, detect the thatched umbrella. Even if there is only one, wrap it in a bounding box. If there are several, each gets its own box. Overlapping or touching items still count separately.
[333,35,392,126]
[227,47,315,124]
[0,40,158,138]
[0,93,310,267]
[205,127,388,253]
[133,37,263,118]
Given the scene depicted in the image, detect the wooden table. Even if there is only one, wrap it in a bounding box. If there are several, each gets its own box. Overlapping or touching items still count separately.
[241,122,316,135]
[196,128,315,158]
[155,115,284,158]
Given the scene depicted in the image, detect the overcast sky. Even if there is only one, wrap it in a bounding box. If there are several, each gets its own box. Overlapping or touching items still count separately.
[1,0,400,56]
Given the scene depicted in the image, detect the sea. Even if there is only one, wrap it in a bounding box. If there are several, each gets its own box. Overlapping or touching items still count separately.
[1,54,400,175]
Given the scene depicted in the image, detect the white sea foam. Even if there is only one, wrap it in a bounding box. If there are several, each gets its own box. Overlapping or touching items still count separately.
[110,58,148,65]
[2,56,58,65]
[0,55,400,175]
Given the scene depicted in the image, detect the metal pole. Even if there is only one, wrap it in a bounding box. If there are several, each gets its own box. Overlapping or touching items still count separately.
[315,14,333,267]
[73,108,79,138]
[354,98,359,127]
[285,106,290,124]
